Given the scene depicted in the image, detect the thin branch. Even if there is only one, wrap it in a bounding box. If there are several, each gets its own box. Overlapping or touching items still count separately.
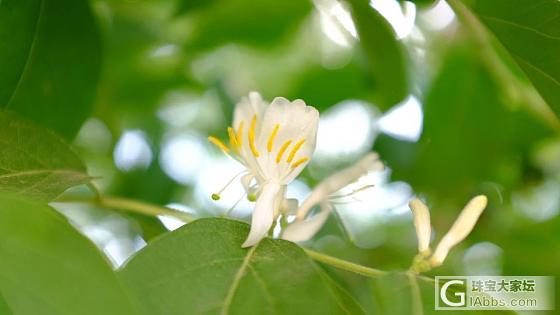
[55,194,195,222]
[407,272,424,315]
[304,248,388,277]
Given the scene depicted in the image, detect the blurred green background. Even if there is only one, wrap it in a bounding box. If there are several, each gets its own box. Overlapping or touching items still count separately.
[1,0,559,314]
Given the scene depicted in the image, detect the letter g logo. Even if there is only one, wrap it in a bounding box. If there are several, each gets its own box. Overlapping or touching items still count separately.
[441,280,466,307]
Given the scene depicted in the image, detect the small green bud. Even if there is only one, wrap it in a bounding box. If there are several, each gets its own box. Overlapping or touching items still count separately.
[247,194,256,202]
[211,193,220,201]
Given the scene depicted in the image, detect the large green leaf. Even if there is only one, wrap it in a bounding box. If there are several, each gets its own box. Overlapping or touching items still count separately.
[376,47,550,203]
[0,0,101,139]
[184,0,312,49]
[0,291,13,315]
[287,60,373,110]
[0,110,90,201]
[0,193,139,315]
[119,218,366,315]
[463,0,560,118]
[348,0,408,110]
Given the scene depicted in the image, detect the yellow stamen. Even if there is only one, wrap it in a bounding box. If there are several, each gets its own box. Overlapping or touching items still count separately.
[208,136,229,153]
[276,140,292,163]
[248,115,260,157]
[287,139,305,162]
[291,157,309,169]
[227,127,238,148]
[236,121,244,146]
[267,124,280,152]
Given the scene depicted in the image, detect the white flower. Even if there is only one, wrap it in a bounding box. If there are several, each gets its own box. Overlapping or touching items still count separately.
[208,92,319,247]
[409,195,488,269]
[282,153,384,242]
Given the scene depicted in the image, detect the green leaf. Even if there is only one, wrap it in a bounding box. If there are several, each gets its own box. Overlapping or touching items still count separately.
[377,47,550,202]
[0,193,139,315]
[175,0,217,15]
[0,291,13,315]
[0,110,90,201]
[462,0,560,118]
[185,0,312,49]
[287,60,373,110]
[119,218,366,315]
[348,0,408,110]
[0,0,101,139]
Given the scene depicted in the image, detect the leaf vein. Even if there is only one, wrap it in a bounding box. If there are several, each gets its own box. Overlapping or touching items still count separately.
[5,0,45,107]
[220,245,257,315]
[480,14,560,40]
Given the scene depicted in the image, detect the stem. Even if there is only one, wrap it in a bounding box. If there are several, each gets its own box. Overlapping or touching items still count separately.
[58,193,435,287]
[407,272,424,315]
[55,195,195,223]
[304,249,388,277]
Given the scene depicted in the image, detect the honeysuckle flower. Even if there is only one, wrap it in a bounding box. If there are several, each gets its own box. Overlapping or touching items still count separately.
[208,92,319,247]
[409,195,488,272]
[282,153,384,242]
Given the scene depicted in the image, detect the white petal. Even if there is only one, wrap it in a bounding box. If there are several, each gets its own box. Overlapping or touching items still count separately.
[256,97,319,183]
[242,182,282,247]
[431,195,488,266]
[409,198,431,256]
[296,152,383,220]
[233,91,266,130]
[233,92,268,180]
[282,203,332,243]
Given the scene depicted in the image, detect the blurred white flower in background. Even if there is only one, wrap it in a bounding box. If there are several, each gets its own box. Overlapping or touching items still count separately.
[315,100,378,161]
[113,130,153,172]
[462,242,503,276]
[160,133,207,184]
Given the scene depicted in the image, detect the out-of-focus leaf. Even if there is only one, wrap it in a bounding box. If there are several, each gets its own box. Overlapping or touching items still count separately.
[288,61,373,110]
[0,0,101,139]
[119,218,366,315]
[377,48,550,202]
[175,0,216,15]
[0,111,90,201]
[403,0,435,6]
[460,0,560,119]
[370,273,414,315]
[348,0,408,110]
[185,0,312,49]
[94,6,194,123]
[369,273,512,315]
[0,292,12,315]
[0,193,139,315]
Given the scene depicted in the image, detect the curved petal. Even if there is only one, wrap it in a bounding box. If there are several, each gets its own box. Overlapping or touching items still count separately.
[233,91,267,130]
[255,97,319,183]
[233,92,268,180]
[282,203,332,243]
[242,182,282,247]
